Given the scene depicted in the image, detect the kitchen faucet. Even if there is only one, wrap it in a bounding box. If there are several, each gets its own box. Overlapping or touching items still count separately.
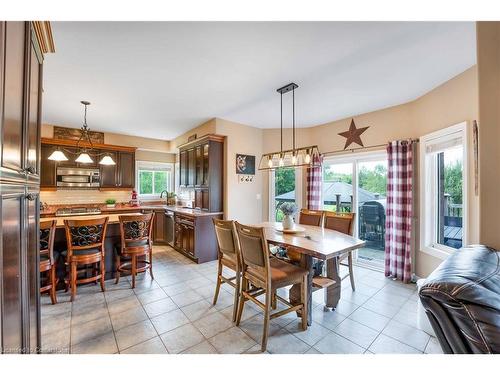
[160,190,168,199]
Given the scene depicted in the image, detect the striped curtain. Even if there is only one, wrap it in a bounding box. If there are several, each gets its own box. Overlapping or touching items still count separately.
[385,140,415,283]
[306,155,323,210]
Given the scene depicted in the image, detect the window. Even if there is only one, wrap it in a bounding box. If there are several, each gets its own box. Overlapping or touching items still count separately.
[420,122,468,259]
[268,168,302,221]
[136,161,174,198]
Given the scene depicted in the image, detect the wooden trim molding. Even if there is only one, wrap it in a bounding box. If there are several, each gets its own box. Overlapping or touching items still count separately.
[179,134,225,150]
[32,21,55,54]
[41,137,137,153]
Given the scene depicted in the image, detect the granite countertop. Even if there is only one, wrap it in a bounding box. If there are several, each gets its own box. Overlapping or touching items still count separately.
[40,202,223,219]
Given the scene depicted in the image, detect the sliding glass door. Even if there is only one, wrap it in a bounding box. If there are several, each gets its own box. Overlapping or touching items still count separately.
[322,152,388,269]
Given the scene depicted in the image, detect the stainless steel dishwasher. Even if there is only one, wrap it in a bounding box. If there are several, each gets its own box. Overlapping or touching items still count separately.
[165,210,175,247]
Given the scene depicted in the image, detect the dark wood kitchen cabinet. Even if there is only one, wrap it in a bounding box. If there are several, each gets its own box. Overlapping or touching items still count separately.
[117,151,135,188]
[173,212,222,263]
[0,21,53,354]
[40,140,137,190]
[40,144,56,188]
[99,150,118,188]
[178,134,224,212]
[152,209,167,244]
[100,150,135,189]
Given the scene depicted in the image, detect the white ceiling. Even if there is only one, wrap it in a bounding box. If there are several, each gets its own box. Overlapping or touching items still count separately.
[43,22,476,140]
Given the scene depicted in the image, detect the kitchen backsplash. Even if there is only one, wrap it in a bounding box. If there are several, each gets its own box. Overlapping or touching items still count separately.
[40,190,133,205]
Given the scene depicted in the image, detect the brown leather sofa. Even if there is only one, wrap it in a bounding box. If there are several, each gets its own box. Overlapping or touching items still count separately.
[419,245,500,353]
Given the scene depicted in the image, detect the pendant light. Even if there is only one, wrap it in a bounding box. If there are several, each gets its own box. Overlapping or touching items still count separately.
[99,155,116,166]
[47,101,116,166]
[47,149,68,161]
[258,83,320,170]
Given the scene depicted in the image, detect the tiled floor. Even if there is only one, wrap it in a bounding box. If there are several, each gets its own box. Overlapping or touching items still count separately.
[40,245,442,354]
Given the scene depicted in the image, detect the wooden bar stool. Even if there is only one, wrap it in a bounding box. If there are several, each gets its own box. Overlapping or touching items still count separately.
[323,211,356,290]
[115,213,155,289]
[212,219,241,321]
[234,222,308,352]
[40,220,57,304]
[64,217,109,301]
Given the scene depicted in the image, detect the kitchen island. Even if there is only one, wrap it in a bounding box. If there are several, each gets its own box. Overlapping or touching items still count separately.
[41,204,223,283]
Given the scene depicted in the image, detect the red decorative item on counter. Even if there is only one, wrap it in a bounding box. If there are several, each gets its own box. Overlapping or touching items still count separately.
[130,190,139,207]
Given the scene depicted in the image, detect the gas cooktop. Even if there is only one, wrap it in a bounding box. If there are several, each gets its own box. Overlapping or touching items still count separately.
[55,207,102,217]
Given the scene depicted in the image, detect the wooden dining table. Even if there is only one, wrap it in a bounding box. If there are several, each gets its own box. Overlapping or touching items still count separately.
[259,222,365,324]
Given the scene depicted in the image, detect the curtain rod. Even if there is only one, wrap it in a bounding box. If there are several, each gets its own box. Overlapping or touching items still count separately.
[321,138,419,157]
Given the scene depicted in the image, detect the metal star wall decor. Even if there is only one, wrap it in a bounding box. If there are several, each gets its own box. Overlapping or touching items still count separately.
[338,118,370,150]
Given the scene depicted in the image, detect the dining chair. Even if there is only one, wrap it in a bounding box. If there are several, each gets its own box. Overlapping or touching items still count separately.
[115,213,155,288]
[323,211,356,290]
[298,208,324,227]
[40,220,58,304]
[64,217,109,301]
[234,222,308,352]
[212,219,241,321]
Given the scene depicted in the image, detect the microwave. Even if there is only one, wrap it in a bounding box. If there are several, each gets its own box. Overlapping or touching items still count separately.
[56,167,100,188]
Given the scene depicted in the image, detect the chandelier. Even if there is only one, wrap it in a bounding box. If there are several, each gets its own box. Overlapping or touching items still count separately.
[47,101,116,165]
[258,83,320,170]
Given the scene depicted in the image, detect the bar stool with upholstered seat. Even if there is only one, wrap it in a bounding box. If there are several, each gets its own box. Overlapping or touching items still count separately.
[115,213,155,289]
[235,222,308,352]
[64,217,109,301]
[40,220,58,304]
[212,219,241,321]
[323,211,356,290]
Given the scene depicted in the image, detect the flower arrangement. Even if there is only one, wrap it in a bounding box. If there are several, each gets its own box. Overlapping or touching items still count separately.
[280,202,297,216]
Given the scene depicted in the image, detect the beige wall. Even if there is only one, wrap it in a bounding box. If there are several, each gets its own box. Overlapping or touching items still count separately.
[215,118,264,223]
[170,118,217,151]
[476,22,500,250]
[261,66,478,277]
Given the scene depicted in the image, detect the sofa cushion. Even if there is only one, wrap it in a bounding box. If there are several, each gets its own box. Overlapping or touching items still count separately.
[419,245,500,354]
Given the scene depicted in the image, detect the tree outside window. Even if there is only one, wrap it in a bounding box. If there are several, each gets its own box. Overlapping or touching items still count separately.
[138,170,171,196]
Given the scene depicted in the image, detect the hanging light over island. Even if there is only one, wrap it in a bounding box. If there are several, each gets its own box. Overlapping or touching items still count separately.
[258,82,320,170]
[47,101,116,165]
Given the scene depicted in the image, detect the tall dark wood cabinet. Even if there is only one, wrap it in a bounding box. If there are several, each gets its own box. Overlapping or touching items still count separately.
[0,21,53,354]
[178,134,224,212]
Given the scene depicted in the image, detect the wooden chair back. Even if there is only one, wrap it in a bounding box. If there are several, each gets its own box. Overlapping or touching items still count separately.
[234,222,270,284]
[119,213,155,252]
[323,211,356,235]
[64,217,109,258]
[298,209,324,227]
[213,219,239,262]
[40,220,57,264]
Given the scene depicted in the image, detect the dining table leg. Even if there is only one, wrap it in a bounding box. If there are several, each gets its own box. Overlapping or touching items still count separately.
[325,256,341,311]
[289,254,313,326]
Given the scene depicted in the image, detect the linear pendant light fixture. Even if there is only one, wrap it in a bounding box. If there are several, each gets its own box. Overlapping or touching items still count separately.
[258,82,320,170]
[47,101,116,165]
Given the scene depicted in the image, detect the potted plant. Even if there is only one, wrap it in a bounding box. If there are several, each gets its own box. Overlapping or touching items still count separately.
[279,202,297,230]
[166,192,176,206]
[105,198,116,208]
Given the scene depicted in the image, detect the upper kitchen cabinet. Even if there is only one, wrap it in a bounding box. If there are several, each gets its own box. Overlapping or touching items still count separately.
[100,151,135,189]
[178,134,224,212]
[40,138,137,190]
[117,151,135,188]
[99,150,118,188]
